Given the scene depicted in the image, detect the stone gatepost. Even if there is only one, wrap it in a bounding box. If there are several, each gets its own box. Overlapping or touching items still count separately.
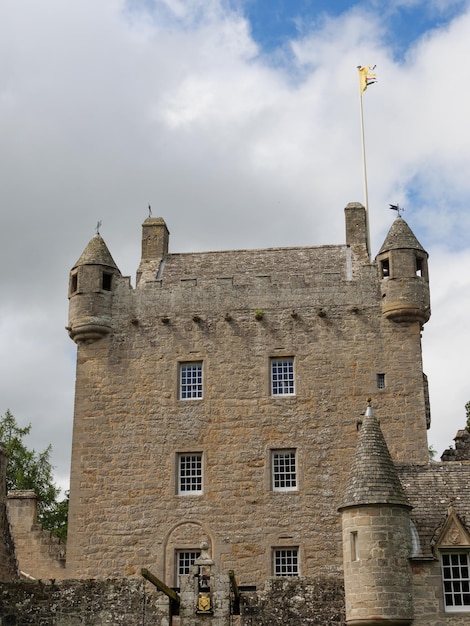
[179,541,231,626]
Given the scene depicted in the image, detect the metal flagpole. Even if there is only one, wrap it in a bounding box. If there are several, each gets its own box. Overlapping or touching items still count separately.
[357,65,375,259]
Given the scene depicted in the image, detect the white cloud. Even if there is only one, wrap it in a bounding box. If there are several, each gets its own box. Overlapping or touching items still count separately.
[1,0,469,488]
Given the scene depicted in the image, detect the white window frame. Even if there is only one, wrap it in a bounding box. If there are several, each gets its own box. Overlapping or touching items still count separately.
[176,549,201,586]
[441,551,470,612]
[272,449,297,491]
[270,357,295,396]
[178,453,203,495]
[273,547,299,577]
[180,362,203,400]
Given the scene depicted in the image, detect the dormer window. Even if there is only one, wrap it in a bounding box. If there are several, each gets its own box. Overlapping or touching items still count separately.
[435,505,470,612]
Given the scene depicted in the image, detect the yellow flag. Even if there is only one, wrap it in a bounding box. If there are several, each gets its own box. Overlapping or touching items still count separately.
[358,65,377,93]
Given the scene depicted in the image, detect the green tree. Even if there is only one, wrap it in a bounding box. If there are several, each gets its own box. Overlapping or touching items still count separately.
[428,444,437,461]
[0,409,68,541]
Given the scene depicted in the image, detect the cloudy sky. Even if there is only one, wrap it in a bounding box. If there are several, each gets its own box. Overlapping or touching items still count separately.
[1,0,470,493]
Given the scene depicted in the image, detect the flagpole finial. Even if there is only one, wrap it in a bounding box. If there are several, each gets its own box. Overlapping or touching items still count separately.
[96,220,102,236]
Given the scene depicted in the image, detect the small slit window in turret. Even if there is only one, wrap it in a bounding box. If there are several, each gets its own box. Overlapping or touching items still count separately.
[380,258,390,278]
[102,272,113,291]
[70,272,78,294]
[416,255,427,278]
[350,531,359,561]
[377,373,386,389]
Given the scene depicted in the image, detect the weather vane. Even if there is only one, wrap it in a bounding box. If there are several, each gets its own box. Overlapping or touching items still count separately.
[389,203,405,217]
[148,204,152,218]
[96,220,102,236]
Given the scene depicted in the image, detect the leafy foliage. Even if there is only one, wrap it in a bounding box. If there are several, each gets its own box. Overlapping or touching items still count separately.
[0,409,68,541]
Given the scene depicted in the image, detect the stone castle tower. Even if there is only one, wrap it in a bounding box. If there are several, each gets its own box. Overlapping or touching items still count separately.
[66,202,431,589]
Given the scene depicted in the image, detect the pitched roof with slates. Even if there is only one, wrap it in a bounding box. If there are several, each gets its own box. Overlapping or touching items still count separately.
[398,462,470,558]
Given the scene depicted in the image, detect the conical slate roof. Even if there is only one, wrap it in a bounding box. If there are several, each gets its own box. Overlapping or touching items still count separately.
[339,405,411,510]
[72,235,120,272]
[377,216,427,256]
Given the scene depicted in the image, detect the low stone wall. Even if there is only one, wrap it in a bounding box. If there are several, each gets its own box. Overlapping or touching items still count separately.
[0,578,167,626]
[0,576,345,626]
[241,577,346,626]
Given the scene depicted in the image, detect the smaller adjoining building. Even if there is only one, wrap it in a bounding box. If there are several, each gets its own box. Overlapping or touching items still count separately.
[7,490,66,580]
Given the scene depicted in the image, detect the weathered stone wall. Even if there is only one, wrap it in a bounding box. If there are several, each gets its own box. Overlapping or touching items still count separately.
[7,491,66,580]
[0,576,345,626]
[241,577,346,625]
[66,210,431,585]
[0,579,167,626]
[2,570,470,626]
[342,505,413,624]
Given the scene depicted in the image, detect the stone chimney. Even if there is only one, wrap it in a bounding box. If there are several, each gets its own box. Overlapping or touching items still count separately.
[137,217,170,285]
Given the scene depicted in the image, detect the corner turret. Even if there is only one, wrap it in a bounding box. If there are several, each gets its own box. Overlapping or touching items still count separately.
[67,235,121,344]
[376,216,430,324]
[339,403,413,625]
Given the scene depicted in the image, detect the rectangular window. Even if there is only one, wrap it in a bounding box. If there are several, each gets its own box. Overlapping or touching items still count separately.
[377,373,386,389]
[176,550,201,586]
[350,531,359,561]
[272,450,297,491]
[442,552,470,611]
[102,272,113,291]
[70,272,78,294]
[178,453,203,494]
[180,362,203,400]
[380,258,390,278]
[271,358,295,396]
[271,450,297,491]
[273,548,299,577]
